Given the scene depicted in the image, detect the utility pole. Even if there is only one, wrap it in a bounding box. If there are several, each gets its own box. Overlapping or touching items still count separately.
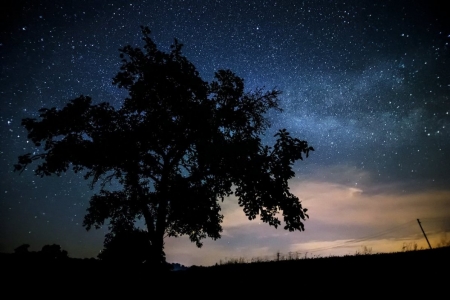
[417,219,432,249]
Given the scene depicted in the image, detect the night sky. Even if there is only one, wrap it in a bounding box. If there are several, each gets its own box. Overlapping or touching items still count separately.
[1,0,450,266]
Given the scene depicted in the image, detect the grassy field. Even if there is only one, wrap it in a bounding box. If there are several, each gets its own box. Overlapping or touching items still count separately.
[3,246,449,296]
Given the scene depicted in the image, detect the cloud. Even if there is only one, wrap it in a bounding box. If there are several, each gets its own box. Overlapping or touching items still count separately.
[165,164,450,266]
[290,179,450,228]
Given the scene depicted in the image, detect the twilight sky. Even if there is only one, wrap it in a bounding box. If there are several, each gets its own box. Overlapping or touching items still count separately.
[1,0,450,266]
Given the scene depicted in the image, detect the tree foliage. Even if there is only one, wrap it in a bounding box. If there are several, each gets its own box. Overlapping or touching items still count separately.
[15,26,313,265]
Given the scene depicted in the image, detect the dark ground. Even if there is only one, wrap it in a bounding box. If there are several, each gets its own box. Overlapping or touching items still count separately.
[2,246,449,297]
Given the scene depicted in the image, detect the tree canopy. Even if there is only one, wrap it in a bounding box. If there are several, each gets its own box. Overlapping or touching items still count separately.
[15,26,313,266]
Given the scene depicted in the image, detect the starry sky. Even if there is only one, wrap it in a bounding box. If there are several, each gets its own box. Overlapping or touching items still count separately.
[1,0,450,266]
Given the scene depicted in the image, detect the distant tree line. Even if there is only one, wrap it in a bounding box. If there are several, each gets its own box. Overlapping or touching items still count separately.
[10,244,69,261]
[4,241,186,270]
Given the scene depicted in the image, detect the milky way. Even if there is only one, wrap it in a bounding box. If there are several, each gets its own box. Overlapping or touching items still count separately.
[1,0,449,264]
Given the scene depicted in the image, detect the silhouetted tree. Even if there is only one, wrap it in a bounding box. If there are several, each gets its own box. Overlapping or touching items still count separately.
[15,26,313,268]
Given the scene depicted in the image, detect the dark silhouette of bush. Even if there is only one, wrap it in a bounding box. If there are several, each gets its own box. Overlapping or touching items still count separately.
[14,244,30,254]
[98,229,153,264]
[40,244,68,260]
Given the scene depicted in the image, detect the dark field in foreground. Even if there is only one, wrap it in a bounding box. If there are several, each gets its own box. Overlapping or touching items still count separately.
[3,246,449,296]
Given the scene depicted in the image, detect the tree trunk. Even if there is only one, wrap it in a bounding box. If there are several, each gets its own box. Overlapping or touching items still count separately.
[141,205,166,266]
[153,165,170,266]
[153,192,168,265]
[127,162,165,266]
